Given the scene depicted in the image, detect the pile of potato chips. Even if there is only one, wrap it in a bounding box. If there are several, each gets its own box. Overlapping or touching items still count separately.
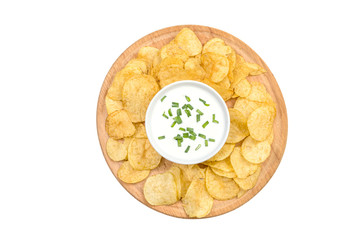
[104,28,276,218]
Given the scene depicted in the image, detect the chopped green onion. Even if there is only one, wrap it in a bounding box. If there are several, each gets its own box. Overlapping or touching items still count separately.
[212,114,219,123]
[185,109,191,117]
[173,116,182,124]
[177,140,182,147]
[209,138,215,142]
[171,121,176,128]
[183,133,189,138]
[199,98,210,106]
[195,144,201,151]
[168,109,173,117]
[187,127,194,132]
[196,114,200,122]
[182,104,188,109]
[161,96,167,102]
[162,112,169,119]
[190,131,196,136]
[198,133,206,139]
[205,140,208,147]
[202,121,209,128]
[179,127,186,131]
[185,146,190,153]
[185,96,191,102]
[172,102,179,107]
[189,135,196,140]
[177,108,182,116]
[196,109,204,115]
[158,136,165,140]
[187,104,194,110]
[173,134,182,140]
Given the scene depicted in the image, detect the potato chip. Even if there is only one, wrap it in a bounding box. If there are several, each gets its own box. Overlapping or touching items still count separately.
[227,49,236,76]
[266,129,274,144]
[105,95,123,114]
[150,51,162,79]
[144,172,178,205]
[247,105,275,141]
[167,166,182,200]
[226,108,249,143]
[230,146,259,178]
[205,167,239,200]
[133,123,147,138]
[159,70,202,88]
[184,58,206,79]
[137,46,159,68]
[160,40,189,62]
[233,78,251,98]
[208,143,235,161]
[182,178,213,218]
[122,74,159,122]
[216,77,231,89]
[234,97,265,122]
[105,110,136,139]
[233,54,248,80]
[107,70,139,101]
[174,28,202,56]
[237,188,247,198]
[128,138,161,170]
[203,158,234,172]
[245,62,266,76]
[247,81,269,103]
[201,53,229,83]
[117,161,149,183]
[178,164,204,198]
[234,166,261,190]
[241,136,271,164]
[202,38,232,56]
[106,137,131,161]
[211,167,237,178]
[202,79,233,101]
[124,58,148,74]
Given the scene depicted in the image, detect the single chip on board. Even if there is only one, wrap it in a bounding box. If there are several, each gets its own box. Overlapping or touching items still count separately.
[174,28,202,56]
[133,123,147,138]
[211,167,237,178]
[144,172,178,205]
[202,38,232,56]
[122,74,159,122]
[107,69,139,101]
[168,166,182,200]
[105,95,123,114]
[128,138,161,170]
[233,78,251,98]
[208,143,235,161]
[233,98,265,122]
[247,81,269,103]
[247,105,275,141]
[106,137,131,161]
[137,46,160,68]
[201,53,229,83]
[117,161,150,183]
[234,166,261,190]
[182,178,213,218]
[124,58,149,74]
[105,110,136,139]
[244,62,266,76]
[230,146,259,178]
[205,167,239,200]
[226,108,250,143]
[241,136,271,164]
[160,40,189,62]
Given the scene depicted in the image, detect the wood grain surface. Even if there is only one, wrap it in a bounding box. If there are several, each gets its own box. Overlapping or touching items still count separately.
[96,25,288,218]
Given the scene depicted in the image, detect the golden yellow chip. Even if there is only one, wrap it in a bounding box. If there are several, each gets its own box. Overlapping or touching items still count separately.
[233,97,265,122]
[117,161,149,183]
[233,78,251,98]
[124,58,149,74]
[174,28,202,56]
[266,129,274,144]
[211,167,237,178]
[247,105,275,141]
[107,70,139,101]
[160,40,189,62]
[237,188,247,198]
[226,108,249,143]
[159,70,202,88]
[105,110,136,139]
[233,54,248,80]
[201,53,229,83]
[167,166,182,200]
[227,49,236,75]
[205,167,239,200]
[241,136,271,164]
[234,166,261,190]
[202,79,233,101]
[182,178,213,218]
[106,137,131,161]
[144,172,178,205]
[184,58,206,79]
[178,164,203,198]
[133,123,147,138]
[230,146,259,178]
[137,46,159,67]
[202,38,232,56]
[105,95,123,114]
[244,62,266,76]
[208,143,235,161]
[122,74,159,122]
[203,158,234,172]
[247,81,269,103]
[216,77,231,89]
[128,138,161,170]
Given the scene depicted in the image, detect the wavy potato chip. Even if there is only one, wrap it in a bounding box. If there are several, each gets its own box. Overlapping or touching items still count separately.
[144,172,178,205]
[234,166,261,190]
[233,54,249,80]
[241,136,271,164]
[211,167,237,178]
[234,97,265,122]
[247,81,269,103]
[216,77,231,89]
[105,110,136,139]
[233,78,251,98]
[128,138,161,170]
[227,49,236,77]
[230,146,259,178]
[245,62,266,76]
[160,70,202,88]
[125,58,149,74]
[133,123,147,138]
[205,167,239,200]
[202,38,232,56]
[208,143,235,161]
[178,164,204,198]
[202,79,233,101]
[174,28,202,56]
[248,105,275,141]
[184,58,206,79]
[106,137,131,161]
[105,95,123,114]
[202,53,229,83]
[137,46,159,67]
[122,74,159,122]
[203,158,234,172]
[117,161,149,183]
[167,166,182,200]
[182,178,213,218]
[226,108,249,143]
[160,40,189,62]
[237,188,247,198]
[107,70,139,101]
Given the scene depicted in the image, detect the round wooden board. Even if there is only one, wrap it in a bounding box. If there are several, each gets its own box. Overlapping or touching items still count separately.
[96,25,288,218]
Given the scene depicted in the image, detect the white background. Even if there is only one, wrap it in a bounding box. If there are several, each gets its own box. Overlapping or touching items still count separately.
[1,0,360,239]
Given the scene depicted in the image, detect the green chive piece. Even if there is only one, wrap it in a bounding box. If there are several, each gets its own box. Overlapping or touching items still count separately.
[168,109,173,117]
[199,98,210,106]
[171,121,176,128]
[185,109,191,117]
[179,127,186,131]
[173,134,182,140]
[185,96,191,102]
[186,127,194,132]
[172,102,179,107]
[177,108,182,116]
[196,109,204,115]
[185,146,190,153]
[162,112,169,119]
[173,116,182,124]
[158,136,165,140]
[183,133,189,138]
[209,138,215,142]
[198,133,206,139]
[161,96,167,102]
[212,114,219,123]
[190,131,196,136]
[177,140,182,147]
[205,140,208,147]
[182,104,188,109]
[196,114,200,122]
[195,144,201,151]
[202,121,209,128]
[189,135,196,140]
[187,104,194,110]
